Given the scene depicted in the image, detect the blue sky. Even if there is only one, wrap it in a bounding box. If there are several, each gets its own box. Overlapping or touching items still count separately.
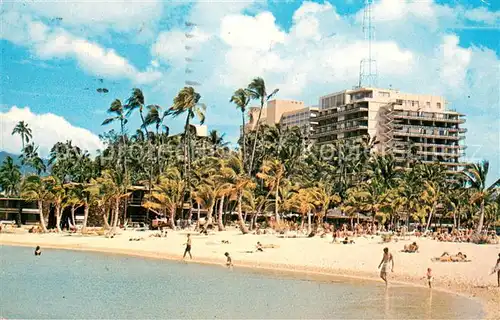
[1,0,499,182]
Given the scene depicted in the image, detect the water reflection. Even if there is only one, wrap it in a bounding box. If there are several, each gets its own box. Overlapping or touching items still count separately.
[425,290,433,319]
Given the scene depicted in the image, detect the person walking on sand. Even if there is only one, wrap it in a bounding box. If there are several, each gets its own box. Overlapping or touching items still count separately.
[378,247,394,286]
[225,252,233,268]
[490,253,500,287]
[183,234,192,260]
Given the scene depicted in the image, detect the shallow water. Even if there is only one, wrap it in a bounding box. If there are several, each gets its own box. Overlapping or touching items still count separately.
[0,245,483,319]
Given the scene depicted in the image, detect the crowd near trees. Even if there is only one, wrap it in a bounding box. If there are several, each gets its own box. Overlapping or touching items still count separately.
[1,77,499,239]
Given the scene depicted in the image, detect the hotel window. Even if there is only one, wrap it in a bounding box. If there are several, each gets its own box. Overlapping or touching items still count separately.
[426,102,430,108]
[437,102,441,109]
[379,91,390,97]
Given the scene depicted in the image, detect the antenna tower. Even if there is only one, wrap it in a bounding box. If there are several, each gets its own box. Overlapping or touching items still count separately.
[358,0,378,88]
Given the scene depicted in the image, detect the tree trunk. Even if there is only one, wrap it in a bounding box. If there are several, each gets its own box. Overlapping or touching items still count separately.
[55,204,62,233]
[16,200,22,227]
[453,211,457,229]
[195,205,201,230]
[307,211,312,234]
[274,183,280,223]
[425,205,435,233]
[218,196,225,231]
[237,192,249,234]
[169,206,176,230]
[82,202,89,233]
[248,102,264,176]
[241,111,246,171]
[111,198,120,232]
[71,205,76,227]
[476,199,485,234]
[300,215,305,231]
[103,206,111,230]
[38,201,48,233]
[207,202,214,226]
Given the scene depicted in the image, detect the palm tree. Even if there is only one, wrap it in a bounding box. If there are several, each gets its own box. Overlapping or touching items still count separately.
[420,180,443,233]
[208,130,229,155]
[220,156,255,234]
[144,104,169,136]
[102,99,128,138]
[12,121,32,151]
[142,168,184,229]
[286,188,317,233]
[95,169,129,232]
[0,156,21,196]
[257,159,286,223]
[21,175,57,232]
[245,77,279,175]
[230,88,251,168]
[168,87,206,178]
[52,183,66,232]
[125,88,152,136]
[20,143,46,175]
[462,161,500,234]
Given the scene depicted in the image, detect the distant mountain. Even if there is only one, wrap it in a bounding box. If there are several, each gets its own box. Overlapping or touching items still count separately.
[0,151,21,165]
[0,151,48,173]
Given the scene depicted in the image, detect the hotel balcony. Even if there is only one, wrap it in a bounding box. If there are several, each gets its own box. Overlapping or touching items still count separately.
[392,111,465,124]
[316,105,368,121]
[393,128,464,140]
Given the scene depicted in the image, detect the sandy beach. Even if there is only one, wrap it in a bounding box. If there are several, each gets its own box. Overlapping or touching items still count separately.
[1,228,499,319]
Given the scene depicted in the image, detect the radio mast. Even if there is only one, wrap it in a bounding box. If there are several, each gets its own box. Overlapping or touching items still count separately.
[358,0,378,88]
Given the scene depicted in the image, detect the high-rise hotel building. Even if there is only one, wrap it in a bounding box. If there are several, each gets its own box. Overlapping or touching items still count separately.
[313,87,466,171]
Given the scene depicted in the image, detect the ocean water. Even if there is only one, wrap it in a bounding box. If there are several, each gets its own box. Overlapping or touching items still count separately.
[0,245,483,319]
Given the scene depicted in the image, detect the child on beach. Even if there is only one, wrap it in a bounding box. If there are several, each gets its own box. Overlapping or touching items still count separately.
[225,252,233,268]
[424,268,433,288]
[183,234,192,259]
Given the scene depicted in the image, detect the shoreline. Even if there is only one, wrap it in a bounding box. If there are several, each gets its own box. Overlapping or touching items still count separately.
[1,231,498,319]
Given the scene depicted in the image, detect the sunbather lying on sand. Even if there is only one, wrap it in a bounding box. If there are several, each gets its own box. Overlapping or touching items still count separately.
[129,237,144,241]
[402,242,419,253]
[432,251,469,262]
[342,237,355,244]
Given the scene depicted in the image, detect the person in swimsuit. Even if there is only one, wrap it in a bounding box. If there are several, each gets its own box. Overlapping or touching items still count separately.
[256,242,264,252]
[34,246,41,256]
[378,247,394,286]
[426,268,433,288]
[183,234,192,259]
[225,252,233,268]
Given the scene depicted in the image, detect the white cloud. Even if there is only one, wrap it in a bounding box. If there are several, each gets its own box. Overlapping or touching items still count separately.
[0,11,162,84]
[152,27,212,65]
[1,106,104,157]
[8,0,165,36]
[149,0,499,181]
[463,7,500,25]
[220,12,286,51]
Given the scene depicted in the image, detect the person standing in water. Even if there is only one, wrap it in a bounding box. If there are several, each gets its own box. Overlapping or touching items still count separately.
[34,246,41,256]
[224,252,233,268]
[425,268,433,288]
[490,253,500,287]
[183,234,192,259]
[378,247,394,286]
